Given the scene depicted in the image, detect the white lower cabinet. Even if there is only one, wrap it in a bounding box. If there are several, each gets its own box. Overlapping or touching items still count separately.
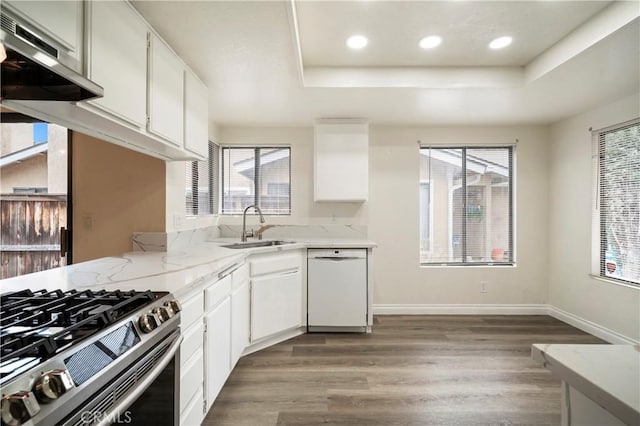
[231,269,250,368]
[204,276,232,412]
[251,271,302,341]
[175,252,306,423]
[250,252,303,342]
[175,288,205,426]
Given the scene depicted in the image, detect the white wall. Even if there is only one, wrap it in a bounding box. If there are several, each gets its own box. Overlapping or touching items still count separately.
[369,126,549,306]
[548,93,640,341]
[217,124,550,307]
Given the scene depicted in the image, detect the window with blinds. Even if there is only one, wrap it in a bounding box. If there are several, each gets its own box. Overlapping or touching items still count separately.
[595,119,640,286]
[419,146,514,266]
[185,141,219,216]
[221,146,291,215]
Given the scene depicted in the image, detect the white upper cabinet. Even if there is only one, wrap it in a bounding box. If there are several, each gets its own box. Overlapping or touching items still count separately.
[314,119,369,202]
[86,0,147,128]
[3,0,83,69]
[184,69,209,159]
[148,33,185,147]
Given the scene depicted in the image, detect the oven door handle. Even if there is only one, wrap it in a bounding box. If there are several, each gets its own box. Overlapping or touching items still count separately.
[96,333,183,426]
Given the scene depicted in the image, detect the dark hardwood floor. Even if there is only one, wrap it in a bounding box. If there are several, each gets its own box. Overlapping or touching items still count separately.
[203,315,605,425]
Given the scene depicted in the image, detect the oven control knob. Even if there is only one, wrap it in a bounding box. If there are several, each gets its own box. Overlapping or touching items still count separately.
[34,369,74,403]
[152,306,171,323]
[164,299,181,315]
[138,313,160,333]
[1,391,41,426]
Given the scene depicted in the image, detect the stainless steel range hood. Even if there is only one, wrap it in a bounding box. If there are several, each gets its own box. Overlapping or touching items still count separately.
[0,10,103,102]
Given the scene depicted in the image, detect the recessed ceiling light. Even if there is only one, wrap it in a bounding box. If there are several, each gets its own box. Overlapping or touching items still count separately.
[489,36,512,49]
[346,35,368,49]
[419,36,442,49]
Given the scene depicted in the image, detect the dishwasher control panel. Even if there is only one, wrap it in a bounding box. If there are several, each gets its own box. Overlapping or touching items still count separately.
[307,248,367,259]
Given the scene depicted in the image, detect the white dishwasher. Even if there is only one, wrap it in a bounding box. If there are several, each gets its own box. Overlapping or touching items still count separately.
[307,248,367,331]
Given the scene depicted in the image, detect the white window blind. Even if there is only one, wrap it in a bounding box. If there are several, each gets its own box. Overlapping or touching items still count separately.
[596,120,640,285]
[185,141,218,216]
[419,146,514,265]
[221,147,291,215]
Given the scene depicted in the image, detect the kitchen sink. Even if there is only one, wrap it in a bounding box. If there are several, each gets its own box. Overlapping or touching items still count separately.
[221,240,295,249]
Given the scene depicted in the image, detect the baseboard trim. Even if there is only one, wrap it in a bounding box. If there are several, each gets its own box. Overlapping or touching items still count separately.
[373,304,548,315]
[372,303,638,345]
[547,305,638,345]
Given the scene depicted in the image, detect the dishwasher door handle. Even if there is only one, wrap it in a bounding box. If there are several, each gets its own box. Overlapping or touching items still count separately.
[311,257,363,261]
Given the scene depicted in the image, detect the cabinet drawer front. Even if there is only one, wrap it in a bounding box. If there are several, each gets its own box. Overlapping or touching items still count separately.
[180,348,203,414]
[232,264,250,290]
[250,254,300,277]
[205,275,231,311]
[180,293,204,330]
[180,320,203,367]
[180,386,203,426]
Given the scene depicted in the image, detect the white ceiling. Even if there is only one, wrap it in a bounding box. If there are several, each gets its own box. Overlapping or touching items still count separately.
[295,1,610,67]
[132,1,639,127]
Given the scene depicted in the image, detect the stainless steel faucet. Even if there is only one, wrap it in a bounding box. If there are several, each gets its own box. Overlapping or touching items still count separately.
[241,204,265,242]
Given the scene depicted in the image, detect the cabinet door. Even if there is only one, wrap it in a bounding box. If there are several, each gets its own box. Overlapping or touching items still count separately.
[231,279,250,368]
[4,0,81,52]
[251,271,302,341]
[87,0,147,127]
[148,33,184,146]
[314,122,369,202]
[204,297,231,411]
[184,69,209,159]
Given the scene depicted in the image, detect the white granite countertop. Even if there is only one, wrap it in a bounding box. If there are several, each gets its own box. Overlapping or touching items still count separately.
[531,343,640,425]
[0,238,376,298]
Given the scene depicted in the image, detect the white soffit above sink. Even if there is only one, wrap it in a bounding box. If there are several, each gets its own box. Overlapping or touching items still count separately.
[289,0,638,89]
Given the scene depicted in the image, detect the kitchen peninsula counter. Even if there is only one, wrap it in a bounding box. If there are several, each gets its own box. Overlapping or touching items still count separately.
[532,343,640,426]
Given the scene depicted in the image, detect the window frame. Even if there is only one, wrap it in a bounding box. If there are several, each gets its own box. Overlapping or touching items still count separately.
[419,180,434,255]
[419,145,515,267]
[591,118,640,287]
[220,145,292,216]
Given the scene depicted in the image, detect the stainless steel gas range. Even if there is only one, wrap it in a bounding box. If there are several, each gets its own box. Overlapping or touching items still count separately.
[0,289,183,426]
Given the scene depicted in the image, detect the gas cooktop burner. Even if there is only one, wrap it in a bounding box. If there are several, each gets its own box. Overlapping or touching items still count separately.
[0,289,167,384]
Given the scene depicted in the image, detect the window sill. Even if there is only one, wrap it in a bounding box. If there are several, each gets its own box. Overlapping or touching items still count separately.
[589,274,640,290]
[185,214,217,219]
[420,263,516,268]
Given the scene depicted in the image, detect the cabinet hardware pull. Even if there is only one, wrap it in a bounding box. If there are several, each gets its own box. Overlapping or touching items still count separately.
[218,262,241,279]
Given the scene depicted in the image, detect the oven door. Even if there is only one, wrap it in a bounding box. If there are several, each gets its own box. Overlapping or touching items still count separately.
[62,330,182,426]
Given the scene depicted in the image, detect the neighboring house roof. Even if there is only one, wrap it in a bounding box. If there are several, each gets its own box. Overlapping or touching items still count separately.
[233,148,289,173]
[0,143,48,168]
[420,148,509,177]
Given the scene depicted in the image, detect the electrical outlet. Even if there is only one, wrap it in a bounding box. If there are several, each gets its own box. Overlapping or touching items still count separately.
[480,281,488,293]
[173,213,182,229]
